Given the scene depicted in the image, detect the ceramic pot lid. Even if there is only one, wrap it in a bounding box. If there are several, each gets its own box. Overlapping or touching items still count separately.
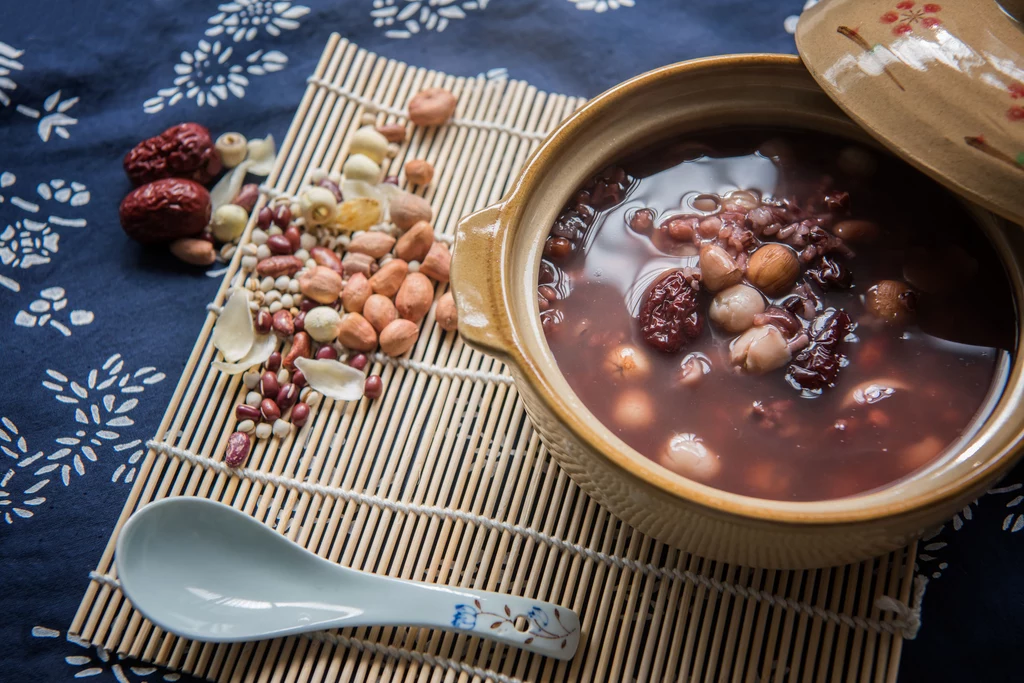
[796,0,1024,225]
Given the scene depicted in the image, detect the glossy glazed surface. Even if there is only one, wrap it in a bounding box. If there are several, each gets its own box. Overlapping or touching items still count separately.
[797,0,1024,225]
[115,498,580,658]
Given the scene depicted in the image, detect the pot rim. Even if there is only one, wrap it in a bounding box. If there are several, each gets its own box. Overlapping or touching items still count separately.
[489,52,1024,527]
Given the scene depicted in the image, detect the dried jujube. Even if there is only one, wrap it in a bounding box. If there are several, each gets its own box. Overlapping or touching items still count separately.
[786,308,852,391]
[119,178,211,244]
[124,122,222,186]
[638,269,704,353]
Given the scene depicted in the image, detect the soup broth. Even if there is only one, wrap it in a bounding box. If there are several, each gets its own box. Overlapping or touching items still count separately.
[537,128,1015,501]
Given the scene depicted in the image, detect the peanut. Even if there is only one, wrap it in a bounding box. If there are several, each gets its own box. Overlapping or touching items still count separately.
[363,294,398,333]
[419,241,451,282]
[435,292,458,332]
[342,251,377,278]
[348,231,397,259]
[271,310,295,337]
[337,313,378,351]
[369,259,409,298]
[389,192,432,231]
[310,245,343,274]
[379,319,420,356]
[231,183,260,213]
[395,272,434,323]
[283,331,312,370]
[408,88,458,126]
[376,123,407,143]
[299,265,343,304]
[170,238,216,266]
[395,220,434,262]
[404,159,434,186]
[342,272,372,313]
[256,255,304,277]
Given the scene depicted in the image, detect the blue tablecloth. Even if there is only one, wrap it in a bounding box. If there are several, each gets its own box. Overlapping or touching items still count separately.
[1,1,1020,681]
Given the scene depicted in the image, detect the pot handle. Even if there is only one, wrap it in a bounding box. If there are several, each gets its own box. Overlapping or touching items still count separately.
[451,202,515,360]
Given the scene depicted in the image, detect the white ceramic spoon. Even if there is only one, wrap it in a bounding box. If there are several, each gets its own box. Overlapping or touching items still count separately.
[115,497,580,660]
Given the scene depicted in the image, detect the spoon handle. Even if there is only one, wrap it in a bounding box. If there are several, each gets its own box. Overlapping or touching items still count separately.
[374,577,581,661]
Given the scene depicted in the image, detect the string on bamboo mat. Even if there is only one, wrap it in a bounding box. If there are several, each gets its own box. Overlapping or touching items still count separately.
[305,75,549,142]
[142,439,928,640]
[85,572,522,683]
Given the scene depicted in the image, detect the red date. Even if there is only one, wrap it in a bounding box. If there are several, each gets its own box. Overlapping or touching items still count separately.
[638,269,704,353]
[786,308,852,391]
[124,123,222,186]
[119,178,211,244]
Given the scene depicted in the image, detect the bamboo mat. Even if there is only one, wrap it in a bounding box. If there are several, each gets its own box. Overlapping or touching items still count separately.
[70,35,923,683]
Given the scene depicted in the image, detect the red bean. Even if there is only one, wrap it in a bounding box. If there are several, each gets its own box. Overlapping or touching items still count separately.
[255,310,273,335]
[225,432,251,468]
[266,352,282,372]
[543,237,572,260]
[294,311,306,332]
[272,205,291,228]
[291,402,310,427]
[316,346,338,360]
[364,375,383,399]
[260,371,280,398]
[235,404,261,421]
[284,225,302,251]
[272,310,294,337]
[260,398,281,422]
[277,383,298,410]
[257,206,273,230]
[292,369,306,389]
[267,235,294,255]
[348,353,368,371]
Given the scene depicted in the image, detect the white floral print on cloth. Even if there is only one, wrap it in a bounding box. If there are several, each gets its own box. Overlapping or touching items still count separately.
[1,43,82,143]
[0,41,25,107]
[207,1,310,42]
[144,0,308,115]
[568,0,634,13]
[476,67,508,82]
[992,482,1024,532]
[143,40,289,113]
[14,286,94,336]
[31,626,183,682]
[372,0,489,39]
[0,355,165,525]
[16,90,79,142]
[0,172,90,293]
[913,480,1024,580]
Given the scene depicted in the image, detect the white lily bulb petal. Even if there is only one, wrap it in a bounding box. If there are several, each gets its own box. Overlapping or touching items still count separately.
[246,135,277,176]
[209,160,253,212]
[212,288,255,362]
[293,356,365,402]
[211,334,277,375]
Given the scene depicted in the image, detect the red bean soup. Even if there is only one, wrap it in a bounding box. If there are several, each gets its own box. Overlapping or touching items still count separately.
[537,128,1016,501]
